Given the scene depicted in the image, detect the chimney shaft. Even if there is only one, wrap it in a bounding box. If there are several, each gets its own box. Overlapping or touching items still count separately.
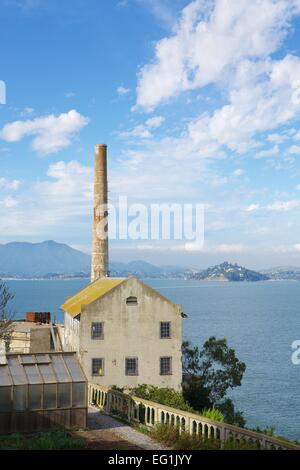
[91,144,109,282]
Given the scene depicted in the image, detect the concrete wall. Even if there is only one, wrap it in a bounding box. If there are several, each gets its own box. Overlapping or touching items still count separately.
[64,313,80,352]
[77,277,182,390]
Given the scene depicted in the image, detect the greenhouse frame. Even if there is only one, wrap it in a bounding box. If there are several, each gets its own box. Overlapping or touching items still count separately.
[0,352,87,434]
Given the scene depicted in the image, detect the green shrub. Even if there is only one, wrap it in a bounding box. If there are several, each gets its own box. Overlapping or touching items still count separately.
[224,438,262,450]
[131,385,193,412]
[149,423,220,450]
[201,408,225,422]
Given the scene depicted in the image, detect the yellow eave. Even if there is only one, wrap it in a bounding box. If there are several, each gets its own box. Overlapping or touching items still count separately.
[61,277,126,317]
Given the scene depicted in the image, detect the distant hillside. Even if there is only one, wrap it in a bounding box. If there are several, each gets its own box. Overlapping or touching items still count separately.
[0,241,90,277]
[109,260,191,278]
[190,261,270,282]
[0,241,190,279]
[261,266,300,281]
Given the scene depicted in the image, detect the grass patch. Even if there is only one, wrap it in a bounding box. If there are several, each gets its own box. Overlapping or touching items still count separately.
[0,432,86,450]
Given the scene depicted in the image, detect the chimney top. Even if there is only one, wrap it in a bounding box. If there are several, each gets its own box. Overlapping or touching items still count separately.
[95,144,107,149]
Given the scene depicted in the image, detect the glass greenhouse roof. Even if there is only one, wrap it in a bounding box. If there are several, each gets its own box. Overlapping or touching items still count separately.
[0,353,86,386]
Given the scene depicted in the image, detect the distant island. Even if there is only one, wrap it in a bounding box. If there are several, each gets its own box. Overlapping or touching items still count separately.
[1,241,300,281]
[189,261,270,282]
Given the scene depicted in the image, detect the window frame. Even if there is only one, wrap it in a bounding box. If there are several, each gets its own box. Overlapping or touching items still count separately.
[160,321,171,339]
[91,358,105,376]
[126,296,138,306]
[125,357,139,376]
[91,322,104,340]
[160,356,172,376]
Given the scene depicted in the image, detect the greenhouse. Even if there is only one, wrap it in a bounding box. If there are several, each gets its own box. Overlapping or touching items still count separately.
[0,352,87,434]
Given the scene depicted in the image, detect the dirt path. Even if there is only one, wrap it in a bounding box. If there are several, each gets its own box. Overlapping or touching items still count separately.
[71,407,166,451]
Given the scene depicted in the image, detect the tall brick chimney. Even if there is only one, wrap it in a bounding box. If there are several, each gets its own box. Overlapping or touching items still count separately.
[91,144,109,282]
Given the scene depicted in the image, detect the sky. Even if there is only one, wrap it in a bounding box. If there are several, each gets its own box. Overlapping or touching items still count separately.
[1,0,300,269]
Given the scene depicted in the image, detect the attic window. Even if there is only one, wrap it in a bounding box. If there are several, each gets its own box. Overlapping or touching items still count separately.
[126,296,138,306]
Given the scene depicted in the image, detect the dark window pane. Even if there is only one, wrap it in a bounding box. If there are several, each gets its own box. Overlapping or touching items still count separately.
[44,384,57,409]
[160,322,171,338]
[125,358,138,376]
[91,322,104,339]
[28,384,42,410]
[92,358,104,376]
[126,296,137,305]
[58,383,71,408]
[13,385,27,411]
[72,382,86,408]
[0,386,11,412]
[160,357,172,375]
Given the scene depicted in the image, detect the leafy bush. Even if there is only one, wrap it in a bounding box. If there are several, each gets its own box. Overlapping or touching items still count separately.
[149,424,266,451]
[201,408,225,422]
[149,423,220,450]
[131,385,193,412]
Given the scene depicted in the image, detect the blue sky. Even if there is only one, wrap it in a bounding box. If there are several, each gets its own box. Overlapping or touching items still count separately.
[1,0,300,269]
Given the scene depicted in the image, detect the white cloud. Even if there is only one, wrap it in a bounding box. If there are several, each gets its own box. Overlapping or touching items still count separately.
[0,177,21,191]
[267,133,288,144]
[20,107,34,117]
[119,115,165,139]
[0,196,18,208]
[232,168,244,177]
[246,204,260,212]
[0,109,89,155]
[266,200,300,211]
[288,145,300,155]
[0,160,94,238]
[117,86,131,96]
[256,145,280,159]
[145,116,165,128]
[136,0,300,110]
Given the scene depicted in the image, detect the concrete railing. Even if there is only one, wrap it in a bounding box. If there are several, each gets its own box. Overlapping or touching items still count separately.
[88,383,300,450]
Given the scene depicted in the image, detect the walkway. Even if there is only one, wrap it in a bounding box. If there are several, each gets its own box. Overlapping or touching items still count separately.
[71,407,167,450]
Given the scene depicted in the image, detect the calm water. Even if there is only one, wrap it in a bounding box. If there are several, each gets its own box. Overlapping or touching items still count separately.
[6,278,300,440]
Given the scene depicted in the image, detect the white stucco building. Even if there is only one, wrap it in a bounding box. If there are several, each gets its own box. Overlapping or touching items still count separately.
[61,276,183,390]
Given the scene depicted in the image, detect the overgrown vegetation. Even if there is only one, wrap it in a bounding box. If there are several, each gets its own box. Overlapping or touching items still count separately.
[131,384,193,412]
[0,432,86,450]
[149,423,263,451]
[182,337,246,427]
[201,408,225,422]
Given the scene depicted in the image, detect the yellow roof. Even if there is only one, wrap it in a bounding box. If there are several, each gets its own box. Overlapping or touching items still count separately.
[61,277,126,317]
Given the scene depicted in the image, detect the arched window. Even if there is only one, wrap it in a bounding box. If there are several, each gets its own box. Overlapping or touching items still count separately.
[126,296,138,305]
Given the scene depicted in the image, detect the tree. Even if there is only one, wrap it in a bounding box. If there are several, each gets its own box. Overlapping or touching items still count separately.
[0,281,15,350]
[182,337,246,427]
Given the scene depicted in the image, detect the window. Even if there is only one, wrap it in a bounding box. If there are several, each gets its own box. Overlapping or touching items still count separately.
[160,357,172,375]
[91,322,104,340]
[57,383,71,408]
[126,296,137,305]
[160,322,171,338]
[92,358,104,376]
[43,384,57,409]
[13,385,27,411]
[72,382,86,408]
[125,357,138,376]
[0,386,11,412]
[28,384,42,410]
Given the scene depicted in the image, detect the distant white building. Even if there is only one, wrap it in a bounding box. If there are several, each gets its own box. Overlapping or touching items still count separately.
[61,276,183,390]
